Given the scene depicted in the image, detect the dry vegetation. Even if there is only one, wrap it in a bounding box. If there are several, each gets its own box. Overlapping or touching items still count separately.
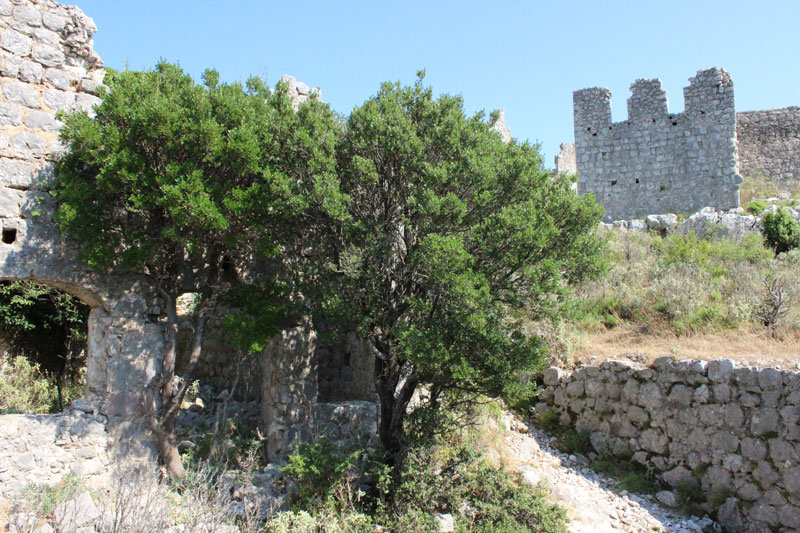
[535,216,800,368]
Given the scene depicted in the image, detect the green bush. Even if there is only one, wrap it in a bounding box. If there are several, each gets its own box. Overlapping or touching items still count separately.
[762,207,800,254]
[0,354,59,414]
[551,429,592,455]
[282,439,366,511]
[386,439,568,532]
[745,200,769,216]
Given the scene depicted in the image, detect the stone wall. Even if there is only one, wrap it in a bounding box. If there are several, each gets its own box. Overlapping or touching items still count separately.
[554,142,576,175]
[0,0,167,472]
[0,404,111,503]
[737,107,800,184]
[536,357,800,531]
[574,68,741,220]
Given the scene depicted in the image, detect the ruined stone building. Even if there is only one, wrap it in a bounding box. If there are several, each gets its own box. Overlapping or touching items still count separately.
[564,68,800,220]
[0,0,376,496]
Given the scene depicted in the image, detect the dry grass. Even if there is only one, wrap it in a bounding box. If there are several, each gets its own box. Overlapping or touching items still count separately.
[575,325,800,369]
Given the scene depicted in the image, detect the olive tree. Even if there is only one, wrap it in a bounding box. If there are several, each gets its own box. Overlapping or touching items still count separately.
[54,62,342,478]
[316,74,605,459]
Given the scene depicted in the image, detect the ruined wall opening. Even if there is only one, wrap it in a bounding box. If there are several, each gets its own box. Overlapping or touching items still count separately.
[0,280,92,414]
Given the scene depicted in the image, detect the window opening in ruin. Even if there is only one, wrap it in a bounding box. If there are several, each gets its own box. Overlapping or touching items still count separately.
[586,127,591,132]
[0,281,90,414]
[221,254,233,272]
[672,121,678,126]
[592,133,597,137]
[611,180,617,186]
[635,179,640,184]
[2,228,17,244]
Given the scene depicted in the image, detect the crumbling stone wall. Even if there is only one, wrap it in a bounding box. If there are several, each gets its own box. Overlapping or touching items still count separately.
[737,107,800,184]
[0,404,110,501]
[554,142,576,175]
[574,68,742,220]
[537,358,800,531]
[0,0,169,496]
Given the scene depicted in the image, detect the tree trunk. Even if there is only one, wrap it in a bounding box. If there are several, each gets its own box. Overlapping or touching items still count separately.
[375,355,419,464]
[151,289,210,480]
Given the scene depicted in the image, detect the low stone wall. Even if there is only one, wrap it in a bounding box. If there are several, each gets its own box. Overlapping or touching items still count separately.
[0,402,111,505]
[535,357,800,531]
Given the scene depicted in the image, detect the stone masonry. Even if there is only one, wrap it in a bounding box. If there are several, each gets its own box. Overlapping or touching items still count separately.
[574,68,742,220]
[737,107,800,185]
[537,357,800,531]
[0,0,169,487]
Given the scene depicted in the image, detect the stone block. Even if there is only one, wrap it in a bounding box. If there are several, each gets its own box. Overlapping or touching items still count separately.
[44,68,72,90]
[26,109,61,132]
[1,28,32,55]
[32,44,65,67]
[0,157,36,188]
[0,187,21,217]
[18,60,43,83]
[3,80,38,107]
[0,102,24,126]
[12,4,42,26]
[43,88,75,111]
[707,359,734,382]
[42,12,67,32]
[32,27,60,45]
[12,131,48,155]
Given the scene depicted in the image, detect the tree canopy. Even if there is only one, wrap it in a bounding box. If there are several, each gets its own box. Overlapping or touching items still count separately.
[54,61,343,477]
[314,73,605,456]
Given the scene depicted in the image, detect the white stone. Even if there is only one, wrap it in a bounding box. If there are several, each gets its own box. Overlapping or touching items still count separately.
[433,513,455,532]
[44,68,71,90]
[26,110,61,132]
[12,131,48,155]
[43,88,75,111]
[0,187,21,217]
[18,60,43,83]
[32,43,65,67]
[32,27,60,45]
[3,80,38,107]
[42,12,67,32]
[0,157,36,187]
[12,5,42,27]
[1,28,32,55]
[0,102,24,125]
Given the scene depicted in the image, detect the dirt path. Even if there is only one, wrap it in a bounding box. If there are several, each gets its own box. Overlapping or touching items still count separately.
[501,413,719,533]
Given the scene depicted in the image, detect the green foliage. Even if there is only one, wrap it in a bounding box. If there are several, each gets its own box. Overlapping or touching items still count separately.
[384,434,568,532]
[761,207,800,254]
[22,473,85,517]
[744,200,768,215]
[551,429,591,455]
[0,353,81,414]
[532,409,561,432]
[0,281,89,376]
[590,455,659,494]
[54,60,343,340]
[316,72,605,454]
[282,439,366,511]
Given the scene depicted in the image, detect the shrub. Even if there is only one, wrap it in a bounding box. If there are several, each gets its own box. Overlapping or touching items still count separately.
[0,354,58,414]
[281,439,366,511]
[385,438,568,532]
[552,429,591,455]
[762,207,800,254]
[745,200,769,216]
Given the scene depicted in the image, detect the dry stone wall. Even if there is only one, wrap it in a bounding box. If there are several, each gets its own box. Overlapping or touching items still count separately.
[536,358,800,531]
[0,404,111,501]
[574,68,742,220]
[737,107,800,185]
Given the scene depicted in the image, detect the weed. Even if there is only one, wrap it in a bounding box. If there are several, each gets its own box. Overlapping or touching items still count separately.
[552,429,591,455]
[533,409,561,432]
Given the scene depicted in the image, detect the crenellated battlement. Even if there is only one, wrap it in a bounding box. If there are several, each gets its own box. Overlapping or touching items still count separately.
[573,68,741,220]
[627,78,668,122]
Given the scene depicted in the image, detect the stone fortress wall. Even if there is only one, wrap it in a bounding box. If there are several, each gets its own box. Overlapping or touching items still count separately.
[574,69,742,220]
[538,358,800,531]
[737,106,800,184]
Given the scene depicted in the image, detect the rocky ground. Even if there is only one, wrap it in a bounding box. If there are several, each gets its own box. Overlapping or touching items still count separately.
[502,412,720,533]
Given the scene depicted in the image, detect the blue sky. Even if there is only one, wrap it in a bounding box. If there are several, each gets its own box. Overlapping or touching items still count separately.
[76,0,800,166]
